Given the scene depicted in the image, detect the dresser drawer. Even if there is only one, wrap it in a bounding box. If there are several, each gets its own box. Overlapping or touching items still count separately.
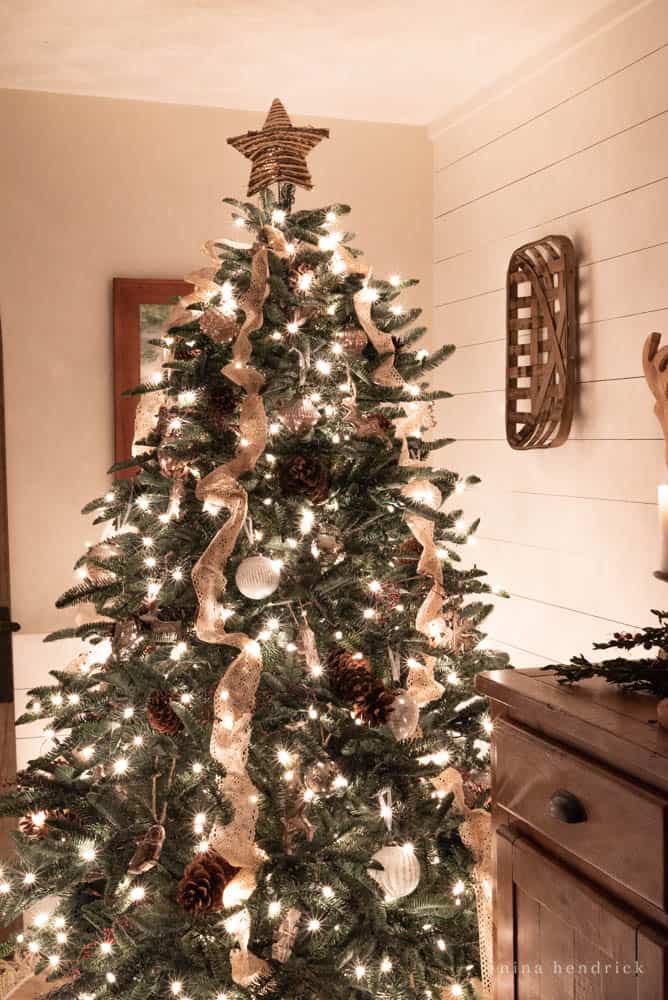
[494,717,668,909]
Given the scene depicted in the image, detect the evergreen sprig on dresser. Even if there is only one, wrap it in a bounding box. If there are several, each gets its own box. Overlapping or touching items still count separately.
[547,609,668,698]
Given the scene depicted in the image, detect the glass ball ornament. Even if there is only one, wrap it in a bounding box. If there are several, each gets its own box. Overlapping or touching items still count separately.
[235,555,281,600]
[368,844,421,900]
[386,690,420,741]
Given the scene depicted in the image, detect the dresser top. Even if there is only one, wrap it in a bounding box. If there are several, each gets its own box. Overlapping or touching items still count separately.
[476,668,668,793]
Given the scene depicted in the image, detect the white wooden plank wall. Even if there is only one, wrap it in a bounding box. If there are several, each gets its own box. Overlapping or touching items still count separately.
[428,0,668,667]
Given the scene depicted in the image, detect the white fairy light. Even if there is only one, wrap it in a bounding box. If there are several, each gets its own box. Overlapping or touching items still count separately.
[362,608,375,620]
[269,421,281,435]
[285,242,296,255]
[144,556,157,569]
[28,941,40,954]
[481,716,493,735]
[389,274,401,286]
[218,280,237,317]
[178,390,197,407]
[321,885,334,899]
[390,304,404,316]
[405,383,421,397]
[451,987,464,997]
[180,692,192,705]
[193,813,206,834]
[297,271,314,293]
[380,958,393,973]
[170,980,183,995]
[276,749,293,767]
[133,735,144,747]
[30,700,41,713]
[81,745,95,760]
[0,882,9,894]
[23,872,36,886]
[268,901,281,918]
[79,844,96,863]
[100,941,113,955]
[467,536,477,546]
[315,359,332,376]
[437,938,446,951]
[308,706,319,720]
[368,580,381,593]
[332,775,348,789]
[123,706,134,719]
[51,693,63,707]
[271,331,283,341]
[192,762,203,774]
[234,216,247,228]
[359,284,378,303]
[455,481,466,494]
[33,912,49,928]
[402,842,415,855]
[271,208,286,226]
[330,254,347,275]
[354,965,366,980]
[300,507,315,535]
[455,518,466,532]
[307,918,321,933]
[310,664,323,678]
[416,349,429,362]
[53,916,66,929]
[325,211,337,224]
[56,931,67,944]
[113,758,129,776]
[48,954,60,967]
[147,582,161,601]
[106,973,116,984]
[171,641,188,661]
[452,880,465,897]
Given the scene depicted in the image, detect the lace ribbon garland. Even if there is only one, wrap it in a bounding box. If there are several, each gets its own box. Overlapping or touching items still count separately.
[432,769,493,1000]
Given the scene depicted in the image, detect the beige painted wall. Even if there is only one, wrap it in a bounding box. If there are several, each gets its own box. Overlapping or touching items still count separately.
[0,89,432,635]
[428,0,668,666]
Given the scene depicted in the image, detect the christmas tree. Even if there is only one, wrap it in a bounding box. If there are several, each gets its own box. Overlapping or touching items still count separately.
[0,101,508,1000]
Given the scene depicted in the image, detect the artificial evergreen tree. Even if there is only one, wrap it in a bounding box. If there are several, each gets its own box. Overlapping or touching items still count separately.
[0,101,508,1000]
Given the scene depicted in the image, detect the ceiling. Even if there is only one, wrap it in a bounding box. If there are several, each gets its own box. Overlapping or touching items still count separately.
[0,0,625,125]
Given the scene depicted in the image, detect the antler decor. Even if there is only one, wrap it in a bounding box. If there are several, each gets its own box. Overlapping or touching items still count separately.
[505,235,577,449]
[643,332,668,467]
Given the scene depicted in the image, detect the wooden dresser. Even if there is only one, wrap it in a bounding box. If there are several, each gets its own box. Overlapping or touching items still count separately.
[476,668,668,999]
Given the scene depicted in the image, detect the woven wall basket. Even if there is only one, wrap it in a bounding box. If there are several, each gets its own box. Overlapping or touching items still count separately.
[506,235,577,449]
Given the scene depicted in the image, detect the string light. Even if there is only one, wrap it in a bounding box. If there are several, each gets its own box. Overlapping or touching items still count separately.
[170,981,183,995]
[172,568,184,581]
[100,941,112,955]
[315,359,332,376]
[321,885,334,899]
[268,901,281,918]
[79,844,96,863]
[106,973,116,984]
[113,758,129,776]
[389,274,401,286]
[380,958,393,973]
[354,965,366,980]
[0,881,9,894]
[307,918,321,933]
[23,872,36,886]
[271,208,286,226]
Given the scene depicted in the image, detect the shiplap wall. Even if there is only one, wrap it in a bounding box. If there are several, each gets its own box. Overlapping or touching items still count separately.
[428,0,668,667]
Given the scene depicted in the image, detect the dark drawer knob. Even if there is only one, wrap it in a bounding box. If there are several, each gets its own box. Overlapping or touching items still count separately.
[548,790,587,824]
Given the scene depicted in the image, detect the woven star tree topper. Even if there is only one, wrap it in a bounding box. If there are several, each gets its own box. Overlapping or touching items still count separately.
[228,98,329,196]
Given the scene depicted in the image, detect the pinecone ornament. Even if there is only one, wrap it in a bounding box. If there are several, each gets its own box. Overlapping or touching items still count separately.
[206,384,237,435]
[279,454,331,504]
[356,681,397,727]
[146,690,183,735]
[327,647,373,703]
[176,849,239,913]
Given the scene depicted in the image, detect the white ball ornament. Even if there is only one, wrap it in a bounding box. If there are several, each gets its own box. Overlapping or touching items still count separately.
[386,690,420,741]
[368,844,421,901]
[235,555,281,600]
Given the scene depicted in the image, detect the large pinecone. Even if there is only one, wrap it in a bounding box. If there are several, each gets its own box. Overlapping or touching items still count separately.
[327,647,373,703]
[356,681,397,726]
[279,454,331,504]
[176,849,239,913]
[146,690,182,735]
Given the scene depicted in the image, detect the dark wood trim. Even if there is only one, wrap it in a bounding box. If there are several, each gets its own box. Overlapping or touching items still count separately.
[112,278,192,479]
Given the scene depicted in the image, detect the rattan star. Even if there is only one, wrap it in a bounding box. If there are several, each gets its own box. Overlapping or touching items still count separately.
[228,99,329,197]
